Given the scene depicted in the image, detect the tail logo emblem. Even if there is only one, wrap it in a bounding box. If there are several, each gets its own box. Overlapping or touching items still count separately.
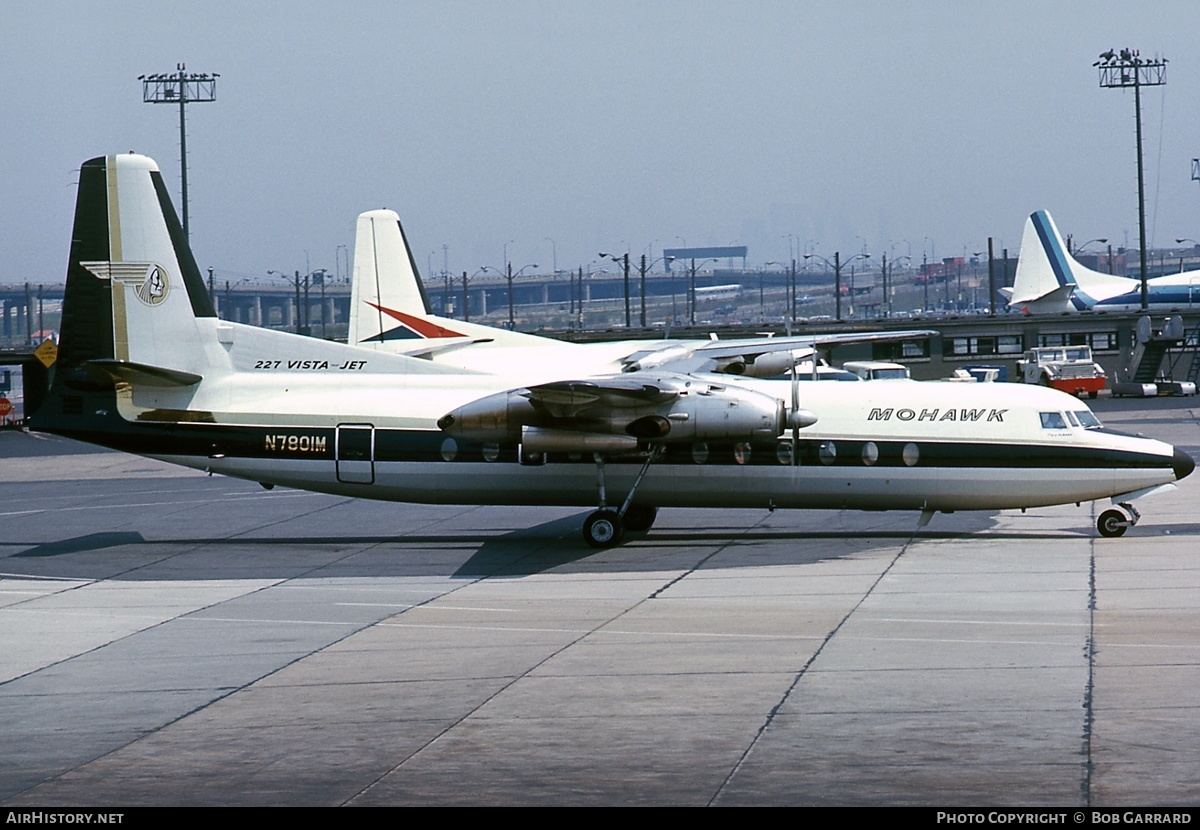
[363,302,465,341]
[81,261,171,307]
[135,265,169,306]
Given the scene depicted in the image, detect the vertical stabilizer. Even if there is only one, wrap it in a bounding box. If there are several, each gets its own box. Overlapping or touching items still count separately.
[1009,210,1134,312]
[348,209,438,346]
[58,154,218,378]
[1010,211,1080,306]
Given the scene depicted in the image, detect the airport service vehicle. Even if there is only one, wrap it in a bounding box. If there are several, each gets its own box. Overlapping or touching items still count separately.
[1017,346,1106,398]
[30,154,1194,548]
[1002,210,1200,313]
[842,361,911,381]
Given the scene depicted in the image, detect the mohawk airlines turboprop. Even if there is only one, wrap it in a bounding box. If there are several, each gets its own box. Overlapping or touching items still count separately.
[30,154,1193,548]
[1003,210,1200,313]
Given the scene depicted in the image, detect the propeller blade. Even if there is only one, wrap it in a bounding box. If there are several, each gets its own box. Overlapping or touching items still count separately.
[791,356,799,466]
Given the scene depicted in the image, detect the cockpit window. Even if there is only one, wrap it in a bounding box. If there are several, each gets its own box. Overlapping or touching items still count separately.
[1065,411,1080,427]
[1073,410,1101,429]
[1040,411,1068,430]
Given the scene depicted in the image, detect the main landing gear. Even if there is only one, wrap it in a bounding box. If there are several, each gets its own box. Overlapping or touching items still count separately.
[582,450,661,548]
[1097,503,1140,538]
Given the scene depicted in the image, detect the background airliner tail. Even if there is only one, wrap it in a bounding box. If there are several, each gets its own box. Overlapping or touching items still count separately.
[348,209,435,345]
[1009,210,1133,312]
[346,208,560,352]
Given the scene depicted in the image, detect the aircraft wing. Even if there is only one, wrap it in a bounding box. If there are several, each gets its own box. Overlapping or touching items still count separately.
[525,377,679,418]
[440,371,786,446]
[620,329,937,375]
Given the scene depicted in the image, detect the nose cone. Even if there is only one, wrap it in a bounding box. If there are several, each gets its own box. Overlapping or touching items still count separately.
[1173,447,1195,481]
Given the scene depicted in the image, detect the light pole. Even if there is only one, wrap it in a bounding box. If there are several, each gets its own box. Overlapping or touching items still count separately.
[1176,238,1199,274]
[1097,48,1167,309]
[630,254,674,327]
[599,252,633,327]
[804,252,870,321]
[462,267,490,322]
[1068,236,1109,255]
[644,241,662,309]
[139,65,218,240]
[883,254,911,318]
[268,269,310,335]
[485,263,539,330]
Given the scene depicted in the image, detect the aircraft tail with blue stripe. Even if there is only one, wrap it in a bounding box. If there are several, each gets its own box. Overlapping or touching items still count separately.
[1003,210,1135,313]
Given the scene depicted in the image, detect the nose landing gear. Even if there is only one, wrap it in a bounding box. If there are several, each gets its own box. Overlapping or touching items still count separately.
[1097,503,1140,538]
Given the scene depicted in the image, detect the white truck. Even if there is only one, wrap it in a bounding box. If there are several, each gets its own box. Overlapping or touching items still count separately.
[1017,346,1106,398]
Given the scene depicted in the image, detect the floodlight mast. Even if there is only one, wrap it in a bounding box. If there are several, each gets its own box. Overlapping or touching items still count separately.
[140,64,218,239]
[1096,49,1166,310]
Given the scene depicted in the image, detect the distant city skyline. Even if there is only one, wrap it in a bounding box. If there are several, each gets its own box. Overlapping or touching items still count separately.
[4,2,1200,287]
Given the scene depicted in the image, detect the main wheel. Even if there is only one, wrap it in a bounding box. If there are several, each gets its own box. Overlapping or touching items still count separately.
[622,505,658,532]
[1097,509,1128,538]
[583,509,625,548]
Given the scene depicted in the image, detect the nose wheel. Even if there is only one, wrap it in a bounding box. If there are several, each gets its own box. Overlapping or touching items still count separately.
[1097,503,1140,538]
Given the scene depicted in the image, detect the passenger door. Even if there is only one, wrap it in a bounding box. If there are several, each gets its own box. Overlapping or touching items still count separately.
[336,423,375,484]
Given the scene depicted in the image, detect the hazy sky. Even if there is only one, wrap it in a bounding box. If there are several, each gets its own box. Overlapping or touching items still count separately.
[5,1,1200,286]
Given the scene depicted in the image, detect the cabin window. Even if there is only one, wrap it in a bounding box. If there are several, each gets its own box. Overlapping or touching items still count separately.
[692,443,710,464]
[734,443,752,465]
[440,438,458,462]
[1039,412,1068,430]
[818,441,837,465]
[482,442,500,462]
[776,442,794,465]
[861,442,879,466]
[902,443,920,467]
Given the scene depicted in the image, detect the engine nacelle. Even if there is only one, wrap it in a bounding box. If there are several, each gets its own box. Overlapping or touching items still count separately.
[712,351,799,378]
[646,387,785,441]
[437,391,536,442]
[521,427,639,455]
[438,379,786,445]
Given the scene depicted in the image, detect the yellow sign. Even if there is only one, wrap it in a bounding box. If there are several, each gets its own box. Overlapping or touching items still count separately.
[34,339,57,368]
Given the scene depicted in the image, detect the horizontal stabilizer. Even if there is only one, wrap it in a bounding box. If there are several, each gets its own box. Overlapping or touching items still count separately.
[1012,283,1077,311]
[401,338,496,358]
[82,359,203,389]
